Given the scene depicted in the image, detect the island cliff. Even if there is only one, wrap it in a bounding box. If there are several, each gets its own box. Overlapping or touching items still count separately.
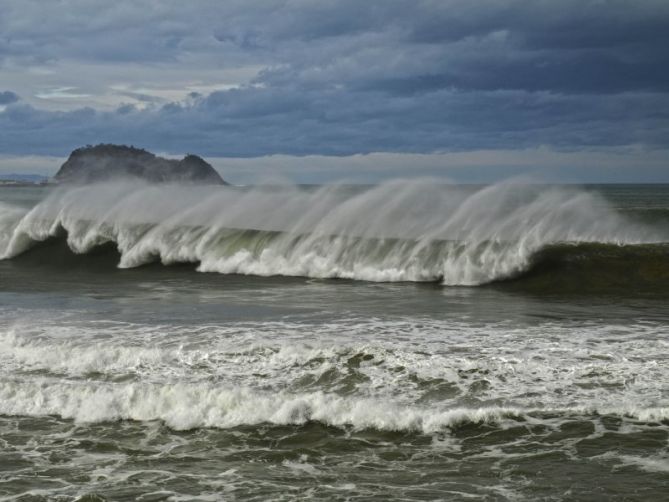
[54,144,227,185]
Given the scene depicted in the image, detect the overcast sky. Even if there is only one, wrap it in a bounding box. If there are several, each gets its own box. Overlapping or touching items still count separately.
[1,0,668,182]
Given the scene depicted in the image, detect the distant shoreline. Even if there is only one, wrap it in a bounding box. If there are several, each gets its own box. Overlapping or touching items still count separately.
[0,180,52,187]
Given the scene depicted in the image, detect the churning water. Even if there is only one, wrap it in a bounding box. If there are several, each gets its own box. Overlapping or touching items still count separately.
[0,182,667,500]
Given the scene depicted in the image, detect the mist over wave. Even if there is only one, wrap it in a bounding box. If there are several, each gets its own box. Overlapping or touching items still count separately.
[0,180,665,285]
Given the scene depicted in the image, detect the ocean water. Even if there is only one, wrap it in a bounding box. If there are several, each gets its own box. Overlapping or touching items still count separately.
[0,181,667,501]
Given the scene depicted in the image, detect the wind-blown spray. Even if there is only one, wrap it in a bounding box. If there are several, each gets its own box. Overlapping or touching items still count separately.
[0,180,664,285]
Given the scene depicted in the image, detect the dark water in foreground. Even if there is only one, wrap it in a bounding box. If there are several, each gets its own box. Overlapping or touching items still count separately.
[0,183,667,501]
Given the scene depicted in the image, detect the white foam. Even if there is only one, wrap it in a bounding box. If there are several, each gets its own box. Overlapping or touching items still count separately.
[597,452,669,473]
[1,318,667,417]
[0,319,667,437]
[0,378,666,433]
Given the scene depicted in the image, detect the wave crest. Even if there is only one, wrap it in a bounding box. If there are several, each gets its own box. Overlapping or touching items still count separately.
[1,379,666,432]
[1,181,666,285]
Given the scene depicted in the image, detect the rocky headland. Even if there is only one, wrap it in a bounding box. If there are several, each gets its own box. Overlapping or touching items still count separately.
[54,144,226,185]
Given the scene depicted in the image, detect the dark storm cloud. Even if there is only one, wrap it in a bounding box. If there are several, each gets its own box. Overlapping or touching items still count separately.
[1,0,669,158]
[235,0,669,94]
[2,87,667,157]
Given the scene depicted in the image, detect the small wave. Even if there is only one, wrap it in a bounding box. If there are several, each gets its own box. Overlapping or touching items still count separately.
[2,318,666,408]
[0,379,666,433]
[0,181,666,287]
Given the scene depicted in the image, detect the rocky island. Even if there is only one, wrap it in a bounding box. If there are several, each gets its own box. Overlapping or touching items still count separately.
[54,144,227,185]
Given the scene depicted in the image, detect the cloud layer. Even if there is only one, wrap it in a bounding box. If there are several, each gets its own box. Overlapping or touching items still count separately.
[1,0,668,172]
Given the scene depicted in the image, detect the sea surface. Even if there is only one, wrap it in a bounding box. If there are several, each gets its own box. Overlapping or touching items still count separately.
[0,181,667,501]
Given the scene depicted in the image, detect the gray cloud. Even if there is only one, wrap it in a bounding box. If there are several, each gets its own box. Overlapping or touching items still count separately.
[1,87,667,158]
[0,0,668,164]
[0,91,19,105]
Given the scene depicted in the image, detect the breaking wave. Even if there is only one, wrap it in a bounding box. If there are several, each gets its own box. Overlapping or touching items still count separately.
[0,180,667,286]
[1,315,666,433]
[0,379,666,433]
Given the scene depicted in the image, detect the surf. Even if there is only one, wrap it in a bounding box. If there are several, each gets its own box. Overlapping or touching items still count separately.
[0,180,666,287]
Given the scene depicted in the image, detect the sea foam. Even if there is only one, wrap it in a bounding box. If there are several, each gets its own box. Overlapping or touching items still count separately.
[1,317,666,433]
[0,378,666,433]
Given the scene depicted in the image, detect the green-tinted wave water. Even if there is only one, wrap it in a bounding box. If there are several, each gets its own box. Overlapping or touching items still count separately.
[0,182,668,501]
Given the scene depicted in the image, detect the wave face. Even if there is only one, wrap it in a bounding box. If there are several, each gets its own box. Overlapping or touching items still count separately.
[0,181,667,285]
